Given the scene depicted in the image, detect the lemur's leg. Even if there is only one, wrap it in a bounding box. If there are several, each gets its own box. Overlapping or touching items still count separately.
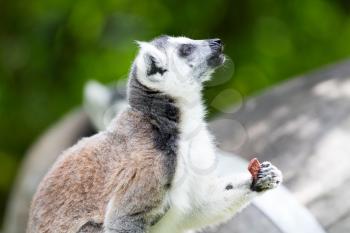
[103,184,161,233]
[103,213,146,233]
[102,161,168,233]
[103,193,150,233]
[188,161,282,228]
[103,191,162,233]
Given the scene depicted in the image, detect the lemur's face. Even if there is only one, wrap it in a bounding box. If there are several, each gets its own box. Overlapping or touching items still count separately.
[133,36,225,98]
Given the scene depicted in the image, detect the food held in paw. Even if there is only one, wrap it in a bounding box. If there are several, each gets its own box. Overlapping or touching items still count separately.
[248,158,261,180]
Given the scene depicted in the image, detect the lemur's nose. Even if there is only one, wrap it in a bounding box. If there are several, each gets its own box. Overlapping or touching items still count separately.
[208,38,223,51]
[210,39,222,45]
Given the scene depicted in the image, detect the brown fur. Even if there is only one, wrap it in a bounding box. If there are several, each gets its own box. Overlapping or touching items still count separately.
[27,109,171,233]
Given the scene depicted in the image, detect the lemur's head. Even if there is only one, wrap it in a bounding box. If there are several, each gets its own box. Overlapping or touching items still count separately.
[131,35,225,99]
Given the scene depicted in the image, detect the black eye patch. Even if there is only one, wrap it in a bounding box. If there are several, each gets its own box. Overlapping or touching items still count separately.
[179,44,195,57]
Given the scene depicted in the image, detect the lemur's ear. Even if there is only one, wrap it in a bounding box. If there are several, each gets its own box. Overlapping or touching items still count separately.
[135,41,167,79]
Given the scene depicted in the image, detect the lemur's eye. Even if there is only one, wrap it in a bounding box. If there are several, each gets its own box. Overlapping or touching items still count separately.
[179,44,195,57]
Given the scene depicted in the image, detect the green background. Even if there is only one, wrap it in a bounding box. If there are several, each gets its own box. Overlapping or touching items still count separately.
[1,0,350,224]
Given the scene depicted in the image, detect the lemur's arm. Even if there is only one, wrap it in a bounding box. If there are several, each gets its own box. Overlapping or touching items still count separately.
[185,162,282,231]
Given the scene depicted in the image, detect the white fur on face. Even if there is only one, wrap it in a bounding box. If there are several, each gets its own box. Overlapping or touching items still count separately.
[134,36,222,101]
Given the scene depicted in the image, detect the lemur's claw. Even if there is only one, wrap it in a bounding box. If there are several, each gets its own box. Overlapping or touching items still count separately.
[250,161,282,192]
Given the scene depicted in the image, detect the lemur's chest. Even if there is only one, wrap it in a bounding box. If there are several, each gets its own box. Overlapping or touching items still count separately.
[149,101,216,230]
[176,104,217,175]
[150,119,217,233]
[177,127,216,176]
[168,104,217,206]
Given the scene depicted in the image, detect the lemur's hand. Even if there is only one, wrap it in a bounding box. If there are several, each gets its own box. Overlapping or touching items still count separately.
[250,161,282,192]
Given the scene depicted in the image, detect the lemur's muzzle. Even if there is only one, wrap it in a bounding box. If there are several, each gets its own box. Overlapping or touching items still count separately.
[207,38,225,67]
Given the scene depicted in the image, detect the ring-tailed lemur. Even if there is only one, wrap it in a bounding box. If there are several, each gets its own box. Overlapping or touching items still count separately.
[27,36,282,233]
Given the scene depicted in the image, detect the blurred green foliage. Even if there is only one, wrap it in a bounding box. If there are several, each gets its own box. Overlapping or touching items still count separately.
[1,0,350,222]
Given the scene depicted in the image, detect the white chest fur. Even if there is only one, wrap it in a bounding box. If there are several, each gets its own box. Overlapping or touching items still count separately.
[150,96,218,233]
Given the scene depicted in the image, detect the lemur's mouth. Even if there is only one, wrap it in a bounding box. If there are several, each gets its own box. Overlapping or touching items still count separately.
[207,38,225,68]
[207,53,225,68]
